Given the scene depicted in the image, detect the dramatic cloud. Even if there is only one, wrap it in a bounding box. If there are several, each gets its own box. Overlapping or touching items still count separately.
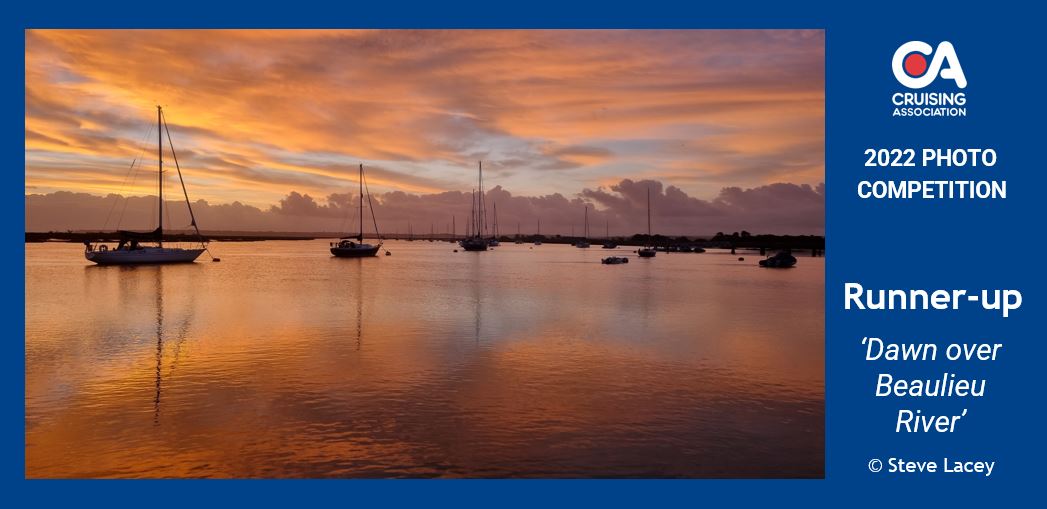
[25,30,823,233]
[25,179,823,236]
[24,29,820,232]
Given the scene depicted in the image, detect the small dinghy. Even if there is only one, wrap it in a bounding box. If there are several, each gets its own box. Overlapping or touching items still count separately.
[601,256,629,265]
[759,250,797,268]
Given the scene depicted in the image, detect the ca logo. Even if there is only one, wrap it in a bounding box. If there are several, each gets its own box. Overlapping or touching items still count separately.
[892,41,967,89]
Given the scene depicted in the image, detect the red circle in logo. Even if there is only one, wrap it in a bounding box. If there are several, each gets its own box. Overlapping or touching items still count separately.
[904,53,928,77]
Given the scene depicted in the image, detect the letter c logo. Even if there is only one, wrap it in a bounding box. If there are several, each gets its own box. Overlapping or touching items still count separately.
[893,41,967,89]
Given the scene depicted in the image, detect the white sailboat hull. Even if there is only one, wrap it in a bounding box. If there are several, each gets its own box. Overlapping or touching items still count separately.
[86,247,205,265]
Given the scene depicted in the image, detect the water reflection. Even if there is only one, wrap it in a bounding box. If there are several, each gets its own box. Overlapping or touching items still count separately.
[27,241,824,478]
[153,268,163,424]
[150,267,195,425]
[471,256,482,345]
[355,269,363,352]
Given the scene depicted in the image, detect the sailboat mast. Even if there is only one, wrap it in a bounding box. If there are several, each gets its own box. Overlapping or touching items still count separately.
[478,161,485,237]
[358,164,364,242]
[157,105,163,247]
[647,187,652,237]
[584,206,588,239]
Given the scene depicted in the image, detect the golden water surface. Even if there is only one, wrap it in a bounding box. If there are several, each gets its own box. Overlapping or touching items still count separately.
[26,240,823,478]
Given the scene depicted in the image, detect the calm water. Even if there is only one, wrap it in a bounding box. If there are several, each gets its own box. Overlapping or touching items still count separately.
[25,240,823,478]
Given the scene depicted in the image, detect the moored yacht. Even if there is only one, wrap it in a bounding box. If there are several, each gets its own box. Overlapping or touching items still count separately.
[331,163,383,258]
[574,205,591,248]
[84,106,208,265]
[460,162,490,252]
[488,202,500,246]
[637,187,656,258]
[602,219,617,249]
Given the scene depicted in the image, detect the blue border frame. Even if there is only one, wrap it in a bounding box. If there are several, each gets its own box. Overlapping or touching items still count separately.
[13,1,1043,506]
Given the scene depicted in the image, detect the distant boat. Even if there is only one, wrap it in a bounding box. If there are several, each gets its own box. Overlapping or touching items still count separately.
[84,106,207,265]
[460,162,489,252]
[461,237,486,250]
[574,205,591,248]
[602,219,617,249]
[331,163,383,258]
[534,218,542,246]
[759,250,797,268]
[601,256,628,265]
[637,187,656,258]
[488,202,500,247]
[514,222,523,244]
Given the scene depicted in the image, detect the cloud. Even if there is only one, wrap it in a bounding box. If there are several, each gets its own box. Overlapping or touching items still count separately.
[26,29,823,207]
[25,179,823,235]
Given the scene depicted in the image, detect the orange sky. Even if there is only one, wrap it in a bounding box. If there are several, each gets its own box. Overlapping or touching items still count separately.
[25,29,823,211]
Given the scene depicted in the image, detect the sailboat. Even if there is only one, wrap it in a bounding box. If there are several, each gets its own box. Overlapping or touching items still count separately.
[84,106,207,265]
[534,218,542,245]
[574,205,591,248]
[638,187,656,258]
[330,164,383,257]
[602,219,617,249]
[460,162,489,251]
[488,202,500,247]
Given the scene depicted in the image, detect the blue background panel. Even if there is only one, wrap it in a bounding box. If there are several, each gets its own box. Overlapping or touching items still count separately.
[9,1,1044,506]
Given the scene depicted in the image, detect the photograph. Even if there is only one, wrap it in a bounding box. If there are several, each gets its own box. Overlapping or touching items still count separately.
[25,29,825,478]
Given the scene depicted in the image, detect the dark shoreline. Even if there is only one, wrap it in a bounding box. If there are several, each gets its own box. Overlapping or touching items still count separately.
[26,230,825,252]
[25,231,319,243]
